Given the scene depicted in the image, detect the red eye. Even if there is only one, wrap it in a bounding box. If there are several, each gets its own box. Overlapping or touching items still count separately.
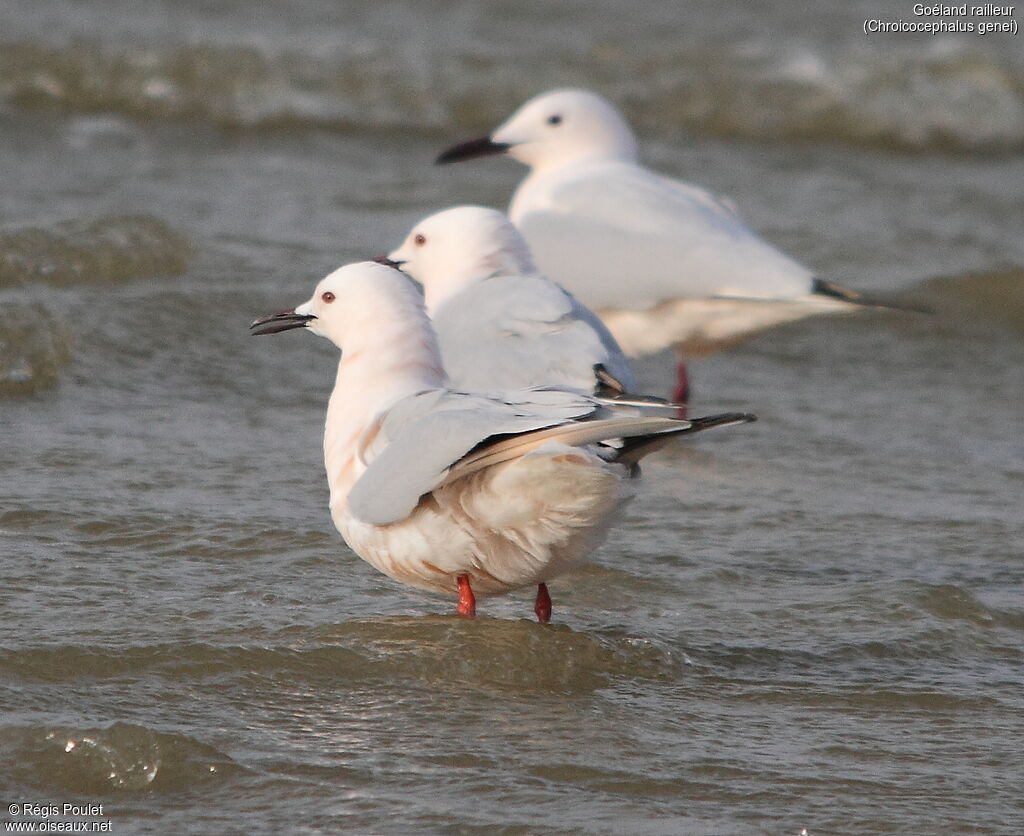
[321,291,335,303]
[414,233,426,246]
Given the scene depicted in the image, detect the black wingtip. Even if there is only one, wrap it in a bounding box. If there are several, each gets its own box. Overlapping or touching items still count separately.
[593,363,626,398]
[687,412,758,430]
[812,278,932,314]
[812,278,863,304]
[594,364,684,406]
[611,411,755,467]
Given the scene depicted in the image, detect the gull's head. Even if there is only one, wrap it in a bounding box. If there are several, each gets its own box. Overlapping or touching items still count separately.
[387,205,536,314]
[435,89,638,171]
[250,261,422,350]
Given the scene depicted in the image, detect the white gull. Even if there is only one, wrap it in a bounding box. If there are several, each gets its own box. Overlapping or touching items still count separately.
[251,260,754,621]
[386,204,637,397]
[436,88,902,401]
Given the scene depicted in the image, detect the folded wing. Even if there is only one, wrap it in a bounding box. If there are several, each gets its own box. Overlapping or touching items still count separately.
[347,388,599,525]
[514,160,815,312]
[349,385,755,526]
[433,274,636,394]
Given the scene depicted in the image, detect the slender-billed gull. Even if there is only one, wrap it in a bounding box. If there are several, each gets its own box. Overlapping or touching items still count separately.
[250,261,754,621]
[436,88,902,401]
[385,205,636,396]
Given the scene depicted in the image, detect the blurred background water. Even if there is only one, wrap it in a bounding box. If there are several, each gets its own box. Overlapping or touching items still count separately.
[1,2,1022,833]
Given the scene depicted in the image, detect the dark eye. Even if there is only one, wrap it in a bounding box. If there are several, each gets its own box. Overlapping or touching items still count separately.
[547,114,562,126]
[321,291,335,303]
[414,233,426,246]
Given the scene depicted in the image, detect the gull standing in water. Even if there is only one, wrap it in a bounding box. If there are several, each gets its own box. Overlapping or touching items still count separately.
[251,261,754,622]
[385,204,636,397]
[436,88,904,402]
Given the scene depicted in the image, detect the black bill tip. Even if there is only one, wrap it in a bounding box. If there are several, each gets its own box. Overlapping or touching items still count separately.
[249,309,316,336]
[373,256,405,269]
[435,136,511,165]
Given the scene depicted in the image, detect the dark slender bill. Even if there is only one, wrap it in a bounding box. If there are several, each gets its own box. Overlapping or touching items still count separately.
[249,310,316,335]
[435,136,511,165]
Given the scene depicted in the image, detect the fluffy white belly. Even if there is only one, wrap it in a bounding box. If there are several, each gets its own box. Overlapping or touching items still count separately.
[333,443,630,597]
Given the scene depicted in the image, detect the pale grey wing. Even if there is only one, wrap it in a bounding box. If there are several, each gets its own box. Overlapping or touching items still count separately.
[480,386,603,416]
[348,390,598,526]
[562,290,637,392]
[433,274,636,394]
[513,161,815,313]
[366,386,593,448]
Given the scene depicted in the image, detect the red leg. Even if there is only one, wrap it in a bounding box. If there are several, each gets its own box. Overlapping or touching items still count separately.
[456,574,476,618]
[672,362,690,419]
[534,583,552,623]
[671,362,690,404]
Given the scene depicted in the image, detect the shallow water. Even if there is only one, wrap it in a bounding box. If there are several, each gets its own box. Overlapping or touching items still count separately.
[1,2,1023,834]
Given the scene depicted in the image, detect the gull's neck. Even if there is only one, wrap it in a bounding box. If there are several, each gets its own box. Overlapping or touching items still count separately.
[323,286,447,512]
[520,131,639,178]
[509,149,634,225]
[425,242,536,317]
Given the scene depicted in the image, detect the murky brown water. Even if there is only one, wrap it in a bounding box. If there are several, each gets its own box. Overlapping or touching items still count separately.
[2,2,1023,833]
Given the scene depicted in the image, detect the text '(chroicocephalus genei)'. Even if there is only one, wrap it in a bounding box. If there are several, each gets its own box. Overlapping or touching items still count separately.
[436,88,905,402]
[385,205,637,397]
[250,261,755,622]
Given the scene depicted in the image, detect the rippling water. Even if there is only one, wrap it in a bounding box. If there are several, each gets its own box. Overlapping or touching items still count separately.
[1,1,1022,834]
